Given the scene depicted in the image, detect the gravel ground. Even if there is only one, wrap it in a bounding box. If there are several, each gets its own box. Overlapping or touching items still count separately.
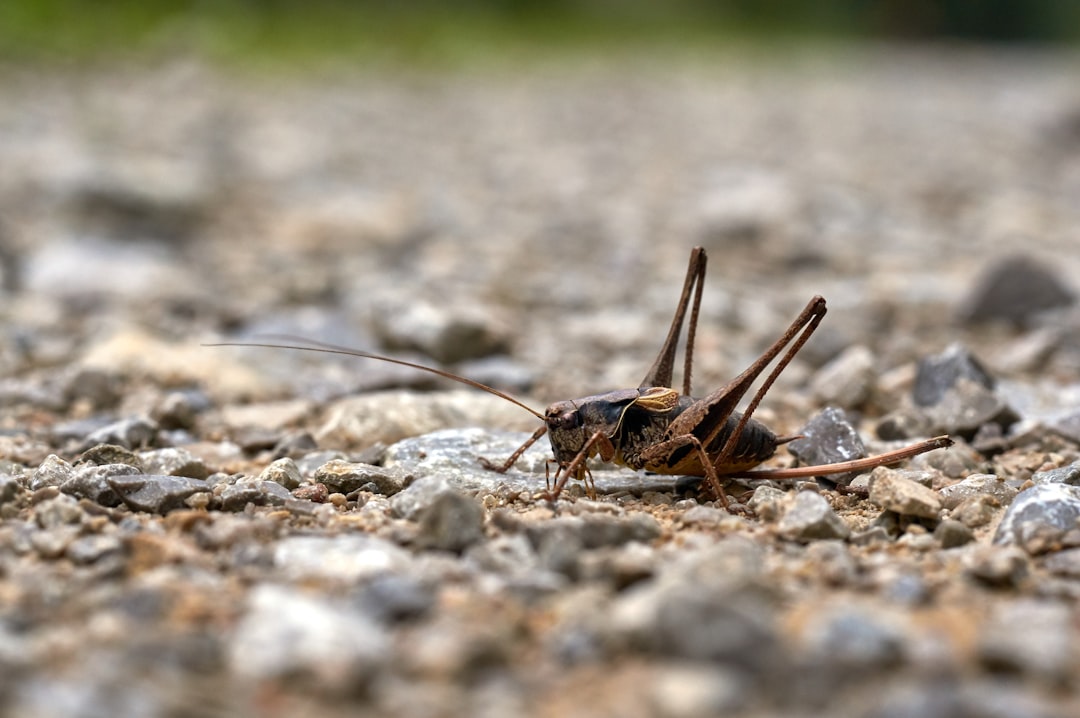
[2,47,1080,717]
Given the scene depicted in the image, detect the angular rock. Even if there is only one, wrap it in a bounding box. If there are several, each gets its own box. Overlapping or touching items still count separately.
[913,343,996,407]
[938,473,1017,510]
[0,473,23,505]
[29,454,74,491]
[60,463,141,506]
[868,467,942,520]
[797,605,905,671]
[787,407,867,485]
[274,534,412,582]
[150,390,207,430]
[370,300,511,363]
[747,485,787,522]
[314,459,407,496]
[810,344,877,409]
[958,254,1075,325]
[950,494,1001,528]
[65,534,123,565]
[229,584,390,693]
[1043,547,1080,578]
[978,600,1074,682]
[637,580,779,664]
[350,573,436,623]
[965,545,1030,587]
[258,457,303,490]
[34,494,84,529]
[82,417,158,451]
[934,518,975,548]
[107,474,212,514]
[220,480,293,511]
[920,379,1020,439]
[993,483,1080,554]
[389,476,455,521]
[777,491,850,541]
[415,490,486,553]
[61,367,121,410]
[78,443,144,470]
[1030,460,1080,486]
[137,447,209,480]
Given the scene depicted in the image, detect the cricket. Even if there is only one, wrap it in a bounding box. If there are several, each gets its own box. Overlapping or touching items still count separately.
[210,247,952,509]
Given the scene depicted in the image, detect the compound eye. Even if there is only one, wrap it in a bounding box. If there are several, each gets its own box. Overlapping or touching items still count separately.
[553,410,581,431]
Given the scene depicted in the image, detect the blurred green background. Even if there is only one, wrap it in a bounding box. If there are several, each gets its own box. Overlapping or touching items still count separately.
[2,0,1077,67]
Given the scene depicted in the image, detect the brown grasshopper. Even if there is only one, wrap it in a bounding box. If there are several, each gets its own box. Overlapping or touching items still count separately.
[210,247,951,509]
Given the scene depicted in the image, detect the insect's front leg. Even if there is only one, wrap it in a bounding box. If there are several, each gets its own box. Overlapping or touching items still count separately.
[547,431,612,501]
[478,425,548,473]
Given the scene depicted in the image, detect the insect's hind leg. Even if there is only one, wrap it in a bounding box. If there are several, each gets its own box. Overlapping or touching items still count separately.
[710,296,828,474]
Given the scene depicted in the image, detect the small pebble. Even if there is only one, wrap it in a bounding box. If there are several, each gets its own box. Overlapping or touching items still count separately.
[777,491,851,542]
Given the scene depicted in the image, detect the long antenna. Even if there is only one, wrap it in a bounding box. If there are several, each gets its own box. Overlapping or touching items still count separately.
[204,336,545,421]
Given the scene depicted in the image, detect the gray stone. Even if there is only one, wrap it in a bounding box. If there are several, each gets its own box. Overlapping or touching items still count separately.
[465,533,539,576]
[82,417,158,451]
[258,457,303,490]
[78,444,144,470]
[1030,459,1080,486]
[31,525,80,559]
[34,494,84,529]
[777,491,850,541]
[948,494,999,528]
[575,542,657,589]
[314,459,408,496]
[370,300,511,363]
[229,583,390,692]
[978,600,1073,682]
[993,483,1080,554]
[578,512,662,548]
[958,254,1075,325]
[913,343,996,406]
[526,518,585,576]
[350,573,435,623]
[60,463,141,506]
[526,512,661,559]
[868,467,942,520]
[150,390,206,430]
[965,546,1030,587]
[137,447,209,480]
[679,504,729,527]
[0,473,22,504]
[787,407,867,485]
[1042,547,1080,578]
[810,344,877,409]
[938,473,1017,509]
[803,540,857,586]
[933,518,974,548]
[415,490,486,553]
[61,367,121,410]
[747,485,787,521]
[274,534,412,582]
[107,474,212,514]
[645,573,779,668]
[220,479,293,511]
[65,534,123,565]
[920,379,1020,439]
[30,454,74,491]
[389,476,455,521]
[798,606,905,671]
